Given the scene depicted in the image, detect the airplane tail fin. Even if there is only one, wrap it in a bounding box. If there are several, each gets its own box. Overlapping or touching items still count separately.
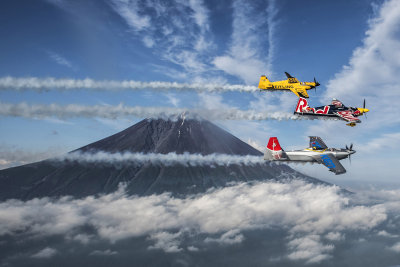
[264,137,286,160]
[258,75,272,89]
[294,97,309,114]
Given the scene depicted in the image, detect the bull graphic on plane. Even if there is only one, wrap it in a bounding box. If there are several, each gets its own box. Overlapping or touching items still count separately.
[264,136,355,175]
[294,97,370,127]
[258,72,320,98]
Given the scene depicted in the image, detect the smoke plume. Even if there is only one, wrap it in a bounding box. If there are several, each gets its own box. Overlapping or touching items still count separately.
[0,76,258,93]
[0,102,300,121]
[53,151,266,166]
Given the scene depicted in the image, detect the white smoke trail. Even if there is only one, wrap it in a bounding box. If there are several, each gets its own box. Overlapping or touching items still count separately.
[0,76,258,93]
[53,151,266,166]
[0,102,301,121]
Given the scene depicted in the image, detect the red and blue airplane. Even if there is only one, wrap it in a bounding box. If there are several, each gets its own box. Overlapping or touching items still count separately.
[294,97,370,127]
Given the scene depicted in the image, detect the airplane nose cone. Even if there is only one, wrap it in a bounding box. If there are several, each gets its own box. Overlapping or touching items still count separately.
[357,108,369,114]
[349,150,356,154]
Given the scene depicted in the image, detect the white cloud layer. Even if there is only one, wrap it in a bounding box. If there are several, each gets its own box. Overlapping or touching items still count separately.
[0,180,394,263]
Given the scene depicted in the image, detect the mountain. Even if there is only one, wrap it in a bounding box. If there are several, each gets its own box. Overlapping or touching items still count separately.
[0,115,323,200]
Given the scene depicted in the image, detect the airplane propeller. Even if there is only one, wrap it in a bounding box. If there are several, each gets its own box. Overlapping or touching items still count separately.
[345,143,354,164]
[363,99,367,119]
[313,77,320,94]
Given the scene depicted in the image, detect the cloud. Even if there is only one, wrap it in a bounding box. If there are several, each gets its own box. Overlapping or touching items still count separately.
[108,0,213,76]
[165,93,180,107]
[357,132,400,153]
[0,76,257,93]
[204,229,244,245]
[0,180,392,263]
[377,230,398,238]
[0,145,62,170]
[389,242,400,253]
[108,0,151,31]
[287,235,333,264]
[0,101,300,121]
[213,0,278,84]
[324,0,400,128]
[31,247,57,259]
[148,231,183,253]
[47,51,77,71]
[325,231,345,241]
[89,249,118,256]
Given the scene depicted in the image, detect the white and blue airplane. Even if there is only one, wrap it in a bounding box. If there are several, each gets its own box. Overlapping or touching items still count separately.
[264,136,355,175]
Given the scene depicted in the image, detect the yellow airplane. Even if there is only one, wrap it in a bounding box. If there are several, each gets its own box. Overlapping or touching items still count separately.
[258,72,320,98]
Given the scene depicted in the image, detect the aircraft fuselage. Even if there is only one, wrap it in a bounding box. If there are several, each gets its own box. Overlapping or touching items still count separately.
[280,148,355,162]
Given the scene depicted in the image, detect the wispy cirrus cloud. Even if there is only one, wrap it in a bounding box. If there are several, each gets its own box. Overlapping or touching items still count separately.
[324,0,400,128]
[213,0,278,84]
[47,51,77,71]
[108,0,213,77]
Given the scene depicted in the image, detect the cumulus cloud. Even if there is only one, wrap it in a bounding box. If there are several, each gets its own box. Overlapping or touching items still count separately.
[148,231,183,253]
[0,101,300,121]
[204,229,244,245]
[287,235,333,264]
[325,231,345,241]
[0,180,392,263]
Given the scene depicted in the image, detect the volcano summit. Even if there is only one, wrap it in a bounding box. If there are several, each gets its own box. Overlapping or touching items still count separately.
[0,115,322,200]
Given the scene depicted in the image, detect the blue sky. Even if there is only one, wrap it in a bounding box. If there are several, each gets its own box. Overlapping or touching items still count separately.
[1,0,399,188]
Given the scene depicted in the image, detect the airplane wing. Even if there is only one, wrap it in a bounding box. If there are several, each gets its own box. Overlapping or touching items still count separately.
[289,88,300,97]
[296,88,309,98]
[313,154,346,175]
[335,111,361,123]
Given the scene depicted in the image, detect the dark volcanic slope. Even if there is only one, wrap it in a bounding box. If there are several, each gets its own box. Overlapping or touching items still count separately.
[0,117,322,201]
[77,117,263,155]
